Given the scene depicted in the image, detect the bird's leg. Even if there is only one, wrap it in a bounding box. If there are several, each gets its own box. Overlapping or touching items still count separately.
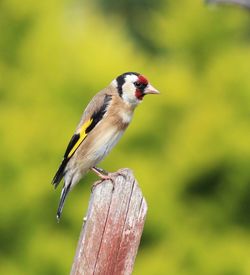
[92,166,127,180]
[92,166,109,176]
[91,167,110,179]
[91,167,114,192]
[90,167,127,192]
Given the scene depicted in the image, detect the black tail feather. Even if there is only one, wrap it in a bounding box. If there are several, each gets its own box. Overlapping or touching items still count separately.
[56,183,71,221]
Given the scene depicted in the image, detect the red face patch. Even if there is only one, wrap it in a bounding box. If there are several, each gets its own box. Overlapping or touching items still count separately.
[135,90,144,100]
[138,75,148,86]
[134,75,149,100]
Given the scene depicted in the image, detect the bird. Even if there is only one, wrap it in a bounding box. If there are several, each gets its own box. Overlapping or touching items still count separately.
[52,72,159,220]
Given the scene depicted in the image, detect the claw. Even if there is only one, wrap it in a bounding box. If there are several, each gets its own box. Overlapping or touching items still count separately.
[90,167,127,192]
[115,171,127,179]
[91,175,115,192]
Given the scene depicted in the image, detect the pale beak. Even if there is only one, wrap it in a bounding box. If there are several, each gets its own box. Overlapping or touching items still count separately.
[144,84,160,95]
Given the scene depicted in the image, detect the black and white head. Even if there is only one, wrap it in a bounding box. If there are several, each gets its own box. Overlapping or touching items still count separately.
[112,72,159,106]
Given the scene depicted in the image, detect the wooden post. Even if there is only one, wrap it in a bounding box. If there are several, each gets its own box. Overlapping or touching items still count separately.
[70,168,148,275]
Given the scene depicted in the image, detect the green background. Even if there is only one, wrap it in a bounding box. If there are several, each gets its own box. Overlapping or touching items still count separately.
[1,0,250,274]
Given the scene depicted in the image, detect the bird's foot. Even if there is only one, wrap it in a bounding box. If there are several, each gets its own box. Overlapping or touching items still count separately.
[91,167,127,181]
[91,179,112,192]
[91,167,126,192]
[91,167,126,193]
[91,167,112,192]
[113,168,127,180]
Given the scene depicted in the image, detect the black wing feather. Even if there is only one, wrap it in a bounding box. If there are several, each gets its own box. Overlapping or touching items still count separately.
[52,158,68,188]
[63,133,80,158]
[51,94,112,188]
[52,133,80,188]
[86,94,112,133]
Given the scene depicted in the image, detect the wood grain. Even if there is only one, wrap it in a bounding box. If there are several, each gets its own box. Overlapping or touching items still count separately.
[71,168,147,275]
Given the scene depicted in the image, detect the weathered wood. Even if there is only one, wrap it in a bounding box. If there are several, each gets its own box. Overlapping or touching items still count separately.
[71,168,147,275]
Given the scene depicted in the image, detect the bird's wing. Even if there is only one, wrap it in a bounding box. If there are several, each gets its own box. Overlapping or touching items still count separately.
[52,89,112,187]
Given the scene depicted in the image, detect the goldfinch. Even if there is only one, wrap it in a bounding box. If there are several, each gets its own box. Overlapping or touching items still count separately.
[52,72,159,220]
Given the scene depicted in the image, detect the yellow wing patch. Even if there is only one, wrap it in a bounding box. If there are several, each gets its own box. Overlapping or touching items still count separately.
[67,118,93,158]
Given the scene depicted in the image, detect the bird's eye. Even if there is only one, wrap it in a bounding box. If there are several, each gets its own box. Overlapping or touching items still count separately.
[134,81,143,89]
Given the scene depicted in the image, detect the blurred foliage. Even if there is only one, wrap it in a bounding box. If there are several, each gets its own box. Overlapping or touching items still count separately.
[93,0,165,54]
[0,0,250,274]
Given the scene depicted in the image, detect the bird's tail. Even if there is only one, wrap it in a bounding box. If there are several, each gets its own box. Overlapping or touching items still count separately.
[56,183,71,221]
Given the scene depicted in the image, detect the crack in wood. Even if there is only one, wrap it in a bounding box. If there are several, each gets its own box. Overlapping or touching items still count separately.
[92,183,114,274]
[113,179,136,272]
